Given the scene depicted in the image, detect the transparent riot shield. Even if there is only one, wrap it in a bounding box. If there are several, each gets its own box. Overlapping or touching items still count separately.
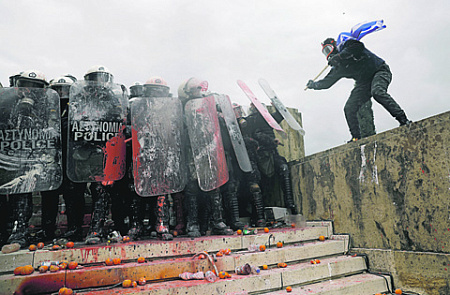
[0,87,62,194]
[214,94,252,172]
[237,80,286,138]
[184,95,229,191]
[67,81,127,182]
[131,96,187,197]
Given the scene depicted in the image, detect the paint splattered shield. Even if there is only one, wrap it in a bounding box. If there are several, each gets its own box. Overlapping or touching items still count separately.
[67,80,127,182]
[214,94,252,173]
[0,87,62,194]
[131,96,187,197]
[184,95,229,191]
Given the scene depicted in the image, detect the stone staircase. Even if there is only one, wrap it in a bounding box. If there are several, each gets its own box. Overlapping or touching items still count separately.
[0,221,393,294]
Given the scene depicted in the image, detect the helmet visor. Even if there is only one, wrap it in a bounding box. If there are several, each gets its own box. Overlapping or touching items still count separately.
[16,79,46,88]
[322,44,335,59]
[84,72,113,83]
[51,85,71,99]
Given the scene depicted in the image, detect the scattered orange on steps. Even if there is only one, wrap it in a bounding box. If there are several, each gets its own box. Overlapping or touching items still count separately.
[218,271,227,279]
[105,258,114,266]
[37,242,44,249]
[14,267,23,276]
[375,293,383,295]
[58,287,74,295]
[277,262,287,268]
[291,223,295,228]
[237,229,242,235]
[52,244,60,251]
[276,241,283,248]
[113,258,121,265]
[20,265,34,275]
[68,261,78,270]
[395,289,403,295]
[137,257,146,263]
[28,244,37,251]
[122,236,130,242]
[49,265,60,272]
[264,227,269,233]
[286,286,293,292]
[59,262,68,270]
[318,235,325,241]
[138,277,146,285]
[39,265,48,273]
[122,280,132,288]
[132,281,137,287]
[216,251,223,257]
[259,245,266,251]
[66,241,74,249]
[262,264,268,270]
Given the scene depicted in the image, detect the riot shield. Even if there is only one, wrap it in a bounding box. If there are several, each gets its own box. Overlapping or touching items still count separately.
[214,94,252,172]
[0,87,62,194]
[184,95,229,191]
[258,78,306,136]
[67,81,127,182]
[131,96,187,197]
[237,80,286,138]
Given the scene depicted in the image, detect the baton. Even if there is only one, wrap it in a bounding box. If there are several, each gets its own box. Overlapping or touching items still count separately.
[304,64,329,91]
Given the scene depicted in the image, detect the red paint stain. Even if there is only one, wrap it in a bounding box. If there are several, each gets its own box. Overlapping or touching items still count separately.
[95,127,126,182]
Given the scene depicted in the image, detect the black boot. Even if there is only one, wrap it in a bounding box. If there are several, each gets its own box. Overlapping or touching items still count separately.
[209,190,233,235]
[37,191,59,242]
[225,190,245,231]
[62,183,86,241]
[127,195,143,240]
[155,195,173,240]
[184,183,201,238]
[7,193,33,248]
[85,183,109,245]
[173,192,185,235]
[280,164,298,215]
[250,184,266,227]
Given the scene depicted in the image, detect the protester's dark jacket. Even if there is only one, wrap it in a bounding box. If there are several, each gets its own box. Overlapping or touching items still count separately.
[312,39,386,89]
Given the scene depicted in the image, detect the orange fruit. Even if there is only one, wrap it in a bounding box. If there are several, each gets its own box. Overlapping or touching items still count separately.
[262,264,268,270]
[277,262,287,268]
[37,242,45,249]
[138,277,146,285]
[137,257,146,263]
[375,293,383,295]
[122,279,132,288]
[66,241,74,249]
[59,262,68,270]
[264,227,269,233]
[224,248,231,255]
[237,229,242,235]
[28,244,37,251]
[395,289,403,295]
[218,271,226,279]
[318,235,325,241]
[286,286,293,292]
[131,281,137,287]
[52,244,60,251]
[310,260,316,264]
[315,259,321,264]
[198,254,206,259]
[49,265,60,272]
[21,265,34,275]
[14,266,23,276]
[122,236,130,242]
[291,223,295,228]
[225,272,231,278]
[216,252,223,257]
[113,258,121,265]
[259,245,266,251]
[39,265,49,273]
[58,287,74,295]
[68,261,78,270]
[276,241,283,248]
[105,258,114,266]
[219,249,226,254]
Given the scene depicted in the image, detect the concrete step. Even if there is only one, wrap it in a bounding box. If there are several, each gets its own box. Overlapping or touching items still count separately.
[266,273,392,294]
[0,222,335,273]
[74,255,368,294]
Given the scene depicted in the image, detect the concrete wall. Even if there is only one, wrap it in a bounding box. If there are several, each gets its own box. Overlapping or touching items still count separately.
[291,111,450,295]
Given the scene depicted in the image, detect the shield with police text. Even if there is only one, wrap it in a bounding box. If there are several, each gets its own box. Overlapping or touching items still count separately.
[0,87,62,194]
[184,95,228,191]
[67,81,127,182]
[215,94,252,172]
[131,96,187,197]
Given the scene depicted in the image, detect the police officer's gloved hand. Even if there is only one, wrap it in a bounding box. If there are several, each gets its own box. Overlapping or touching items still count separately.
[327,54,341,67]
[306,80,316,89]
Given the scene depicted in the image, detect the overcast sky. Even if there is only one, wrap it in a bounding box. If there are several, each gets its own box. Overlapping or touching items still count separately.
[1,0,449,155]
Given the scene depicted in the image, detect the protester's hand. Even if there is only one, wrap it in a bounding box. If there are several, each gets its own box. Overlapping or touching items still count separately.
[306,80,316,89]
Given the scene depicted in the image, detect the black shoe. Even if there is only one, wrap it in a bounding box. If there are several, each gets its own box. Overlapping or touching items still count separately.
[400,120,412,126]
[85,231,102,245]
[61,227,84,242]
[347,137,360,143]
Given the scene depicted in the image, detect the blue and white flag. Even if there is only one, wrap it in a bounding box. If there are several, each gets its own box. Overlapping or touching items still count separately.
[336,20,386,51]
